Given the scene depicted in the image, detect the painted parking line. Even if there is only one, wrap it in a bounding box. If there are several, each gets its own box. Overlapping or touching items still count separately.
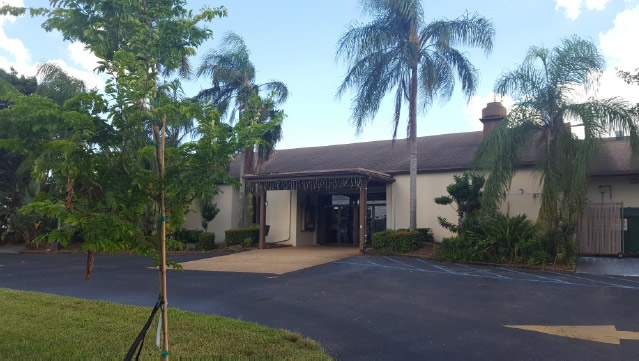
[383,257,427,271]
[333,257,639,289]
[334,260,441,273]
[455,263,511,279]
[414,258,456,274]
[597,274,639,285]
[548,272,634,289]
[497,267,573,284]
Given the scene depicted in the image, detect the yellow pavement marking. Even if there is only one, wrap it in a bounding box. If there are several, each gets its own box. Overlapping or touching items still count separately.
[505,325,639,345]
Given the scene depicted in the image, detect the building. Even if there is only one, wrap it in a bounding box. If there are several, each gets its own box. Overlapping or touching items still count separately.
[184,102,639,255]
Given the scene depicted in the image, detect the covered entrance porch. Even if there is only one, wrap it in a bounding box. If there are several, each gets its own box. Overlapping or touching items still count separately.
[245,169,394,252]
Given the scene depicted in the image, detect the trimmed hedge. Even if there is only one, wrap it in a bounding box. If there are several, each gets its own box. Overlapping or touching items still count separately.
[372,230,421,253]
[173,229,202,244]
[199,232,216,250]
[225,226,259,246]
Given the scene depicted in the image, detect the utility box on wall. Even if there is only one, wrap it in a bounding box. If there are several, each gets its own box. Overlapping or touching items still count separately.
[623,208,639,254]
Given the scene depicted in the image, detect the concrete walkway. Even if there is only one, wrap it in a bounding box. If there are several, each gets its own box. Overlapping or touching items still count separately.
[577,256,639,277]
[179,246,360,274]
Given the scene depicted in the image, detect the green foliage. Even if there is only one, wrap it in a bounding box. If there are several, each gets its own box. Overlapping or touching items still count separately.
[173,229,203,244]
[439,213,573,265]
[242,237,254,248]
[198,232,216,250]
[35,63,87,105]
[474,36,639,237]
[225,226,259,247]
[416,228,434,243]
[0,2,275,276]
[336,1,494,231]
[439,236,488,262]
[434,172,484,234]
[372,230,422,253]
[467,214,537,261]
[166,239,184,251]
[0,67,36,95]
[196,195,219,231]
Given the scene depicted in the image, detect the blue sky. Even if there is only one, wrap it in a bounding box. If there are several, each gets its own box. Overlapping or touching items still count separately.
[1,0,638,149]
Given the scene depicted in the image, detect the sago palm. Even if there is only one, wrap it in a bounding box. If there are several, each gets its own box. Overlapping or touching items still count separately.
[336,0,494,231]
[474,36,638,233]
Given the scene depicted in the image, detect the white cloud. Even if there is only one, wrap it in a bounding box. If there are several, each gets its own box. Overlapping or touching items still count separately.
[0,2,104,90]
[596,6,639,104]
[0,0,32,75]
[586,0,613,10]
[68,41,100,72]
[555,0,612,19]
[463,93,514,131]
[556,0,583,20]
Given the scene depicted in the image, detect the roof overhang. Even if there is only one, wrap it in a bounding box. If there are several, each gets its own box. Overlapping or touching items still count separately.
[244,168,394,193]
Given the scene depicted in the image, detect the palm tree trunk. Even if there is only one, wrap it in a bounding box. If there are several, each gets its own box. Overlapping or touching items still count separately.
[408,65,418,232]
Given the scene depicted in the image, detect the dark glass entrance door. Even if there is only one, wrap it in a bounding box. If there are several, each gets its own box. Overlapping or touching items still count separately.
[317,192,387,245]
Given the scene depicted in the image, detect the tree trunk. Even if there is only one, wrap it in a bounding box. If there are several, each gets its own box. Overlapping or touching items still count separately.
[408,65,418,232]
[238,151,248,228]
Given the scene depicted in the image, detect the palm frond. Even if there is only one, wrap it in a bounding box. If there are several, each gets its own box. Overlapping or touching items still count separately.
[473,111,541,213]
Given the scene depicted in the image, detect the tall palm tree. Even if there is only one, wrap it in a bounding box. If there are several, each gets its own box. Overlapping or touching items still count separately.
[474,36,638,232]
[197,32,288,227]
[336,0,494,231]
[36,63,87,105]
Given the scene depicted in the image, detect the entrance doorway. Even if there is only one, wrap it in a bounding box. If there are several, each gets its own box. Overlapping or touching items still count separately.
[317,192,386,245]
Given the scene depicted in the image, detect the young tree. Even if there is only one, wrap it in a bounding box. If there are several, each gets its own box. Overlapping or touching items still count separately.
[434,172,484,234]
[197,32,288,228]
[1,2,232,358]
[475,36,639,236]
[336,0,494,231]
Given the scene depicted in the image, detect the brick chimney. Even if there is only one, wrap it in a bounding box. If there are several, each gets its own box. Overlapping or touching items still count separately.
[480,101,507,136]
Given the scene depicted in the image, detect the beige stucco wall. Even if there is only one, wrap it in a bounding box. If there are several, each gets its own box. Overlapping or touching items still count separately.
[184,184,239,244]
[586,175,639,206]
[389,169,543,241]
[265,190,294,245]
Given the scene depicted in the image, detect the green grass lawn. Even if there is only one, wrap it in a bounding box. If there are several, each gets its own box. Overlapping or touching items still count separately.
[0,288,330,360]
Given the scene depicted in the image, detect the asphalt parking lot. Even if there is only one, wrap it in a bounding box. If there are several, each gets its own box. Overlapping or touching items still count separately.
[1,252,638,360]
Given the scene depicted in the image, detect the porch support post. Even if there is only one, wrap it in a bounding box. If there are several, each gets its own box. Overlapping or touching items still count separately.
[258,190,266,249]
[359,180,367,253]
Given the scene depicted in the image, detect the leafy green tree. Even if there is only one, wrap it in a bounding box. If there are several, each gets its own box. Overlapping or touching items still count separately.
[434,172,484,234]
[1,1,235,355]
[618,67,639,116]
[474,36,639,236]
[197,32,288,228]
[336,0,494,231]
[0,67,36,96]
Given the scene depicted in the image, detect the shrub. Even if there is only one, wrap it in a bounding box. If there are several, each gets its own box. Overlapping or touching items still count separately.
[242,237,254,248]
[372,230,421,253]
[166,239,184,251]
[439,236,490,262]
[416,228,434,243]
[225,226,260,247]
[173,229,202,244]
[468,214,537,261]
[198,232,216,250]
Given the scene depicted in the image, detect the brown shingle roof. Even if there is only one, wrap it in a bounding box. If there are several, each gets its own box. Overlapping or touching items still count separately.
[229,132,639,178]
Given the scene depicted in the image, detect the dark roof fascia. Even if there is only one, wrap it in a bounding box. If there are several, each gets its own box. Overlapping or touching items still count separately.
[386,163,538,176]
[589,171,639,177]
[244,168,395,184]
